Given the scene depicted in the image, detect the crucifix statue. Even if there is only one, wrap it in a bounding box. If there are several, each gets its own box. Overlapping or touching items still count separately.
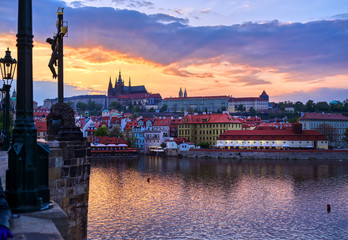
[46,7,67,103]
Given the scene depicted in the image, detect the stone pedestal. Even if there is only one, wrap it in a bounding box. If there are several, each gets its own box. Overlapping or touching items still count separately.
[12,202,68,240]
[48,139,91,240]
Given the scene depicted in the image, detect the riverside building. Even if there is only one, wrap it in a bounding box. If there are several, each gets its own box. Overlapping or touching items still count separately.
[177,113,242,147]
[298,112,348,147]
[217,122,328,149]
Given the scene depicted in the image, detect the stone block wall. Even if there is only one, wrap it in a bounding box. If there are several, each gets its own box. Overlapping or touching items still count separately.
[48,140,91,240]
[182,149,348,160]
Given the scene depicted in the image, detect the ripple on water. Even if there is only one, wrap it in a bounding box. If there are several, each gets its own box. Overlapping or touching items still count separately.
[88,158,348,239]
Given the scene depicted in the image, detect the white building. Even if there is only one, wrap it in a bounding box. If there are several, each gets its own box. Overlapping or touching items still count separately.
[228,97,268,112]
[143,130,164,154]
[298,113,348,147]
[218,122,328,149]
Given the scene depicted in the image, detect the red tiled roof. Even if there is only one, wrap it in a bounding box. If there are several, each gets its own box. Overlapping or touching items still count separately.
[153,117,171,126]
[34,112,49,117]
[124,121,138,130]
[163,96,229,100]
[35,121,47,131]
[219,129,327,141]
[179,113,242,124]
[95,136,127,145]
[118,93,149,99]
[298,113,348,121]
[255,123,292,130]
[110,116,122,124]
[149,93,162,98]
[230,97,267,102]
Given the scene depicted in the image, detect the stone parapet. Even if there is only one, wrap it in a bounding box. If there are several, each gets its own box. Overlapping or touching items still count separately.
[48,139,91,240]
[182,149,348,160]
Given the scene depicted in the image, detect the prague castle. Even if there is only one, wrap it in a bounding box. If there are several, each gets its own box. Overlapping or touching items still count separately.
[107,71,148,97]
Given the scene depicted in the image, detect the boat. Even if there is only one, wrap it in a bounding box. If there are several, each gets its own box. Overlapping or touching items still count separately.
[90,143,139,158]
[148,146,165,156]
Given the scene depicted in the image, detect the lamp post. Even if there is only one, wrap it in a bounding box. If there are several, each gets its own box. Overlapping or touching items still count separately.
[0,48,17,151]
[5,0,50,213]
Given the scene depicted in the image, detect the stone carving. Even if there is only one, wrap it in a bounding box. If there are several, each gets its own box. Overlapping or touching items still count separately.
[47,103,82,141]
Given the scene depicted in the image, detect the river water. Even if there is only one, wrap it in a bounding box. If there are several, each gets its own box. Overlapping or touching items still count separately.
[87,156,348,239]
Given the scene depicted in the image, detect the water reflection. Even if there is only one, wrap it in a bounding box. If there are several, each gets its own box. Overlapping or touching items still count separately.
[88,157,348,239]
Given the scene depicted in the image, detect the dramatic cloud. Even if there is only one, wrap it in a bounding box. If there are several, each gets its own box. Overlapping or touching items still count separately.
[1,0,347,102]
[112,0,154,8]
[1,0,347,78]
[229,75,271,86]
[163,66,213,78]
[273,88,348,103]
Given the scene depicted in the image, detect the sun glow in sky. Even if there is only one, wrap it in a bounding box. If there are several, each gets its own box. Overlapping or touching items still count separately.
[0,0,347,105]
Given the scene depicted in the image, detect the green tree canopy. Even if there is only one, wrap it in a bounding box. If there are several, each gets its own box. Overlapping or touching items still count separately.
[109,101,124,111]
[236,104,246,112]
[343,128,348,144]
[305,100,315,112]
[294,101,305,112]
[76,102,87,111]
[316,101,329,112]
[198,142,210,149]
[108,125,124,138]
[249,107,257,115]
[160,104,167,113]
[94,126,108,136]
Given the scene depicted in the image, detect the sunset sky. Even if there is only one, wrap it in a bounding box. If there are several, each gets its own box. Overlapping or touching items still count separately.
[0,0,347,105]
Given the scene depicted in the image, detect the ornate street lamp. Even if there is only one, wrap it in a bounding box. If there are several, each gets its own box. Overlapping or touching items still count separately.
[6,0,50,212]
[0,48,16,150]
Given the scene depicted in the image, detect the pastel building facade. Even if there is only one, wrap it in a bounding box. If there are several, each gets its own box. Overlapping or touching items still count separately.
[217,122,328,149]
[298,113,348,147]
[160,96,229,113]
[177,113,242,147]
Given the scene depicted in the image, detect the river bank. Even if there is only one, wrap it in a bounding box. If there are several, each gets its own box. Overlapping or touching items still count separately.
[181,149,348,160]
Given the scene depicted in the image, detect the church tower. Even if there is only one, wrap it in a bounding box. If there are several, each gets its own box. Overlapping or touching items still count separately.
[115,70,124,96]
[184,88,187,98]
[107,76,113,96]
[179,87,183,98]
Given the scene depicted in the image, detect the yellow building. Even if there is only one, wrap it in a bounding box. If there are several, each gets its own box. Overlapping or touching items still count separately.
[178,113,242,147]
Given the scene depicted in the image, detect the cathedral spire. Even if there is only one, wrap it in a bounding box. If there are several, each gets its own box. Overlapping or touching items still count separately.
[108,76,113,96]
[179,87,183,98]
[129,76,131,87]
[118,70,123,83]
[184,88,187,98]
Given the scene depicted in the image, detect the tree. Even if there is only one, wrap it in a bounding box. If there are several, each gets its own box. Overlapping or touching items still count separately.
[288,117,298,124]
[343,128,348,144]
[76,102,87,111]
[187,107,194,114]
[305,100,315,112]
[0,112,14,132]
[109,101,123,111]
[94,126,109,136]
[236,104,246,112]
[160,142,166,148]
[160,104,167,113]
[198,142,210,149]
[294,101,305,112]
[148,107,155,112]
[316,101,329,112]
[315,123,338,146]
[108,125,124,138]
[278,102,286,111]
[330,103,344,113]
[125,134,138,148]
[249,107,257,115]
